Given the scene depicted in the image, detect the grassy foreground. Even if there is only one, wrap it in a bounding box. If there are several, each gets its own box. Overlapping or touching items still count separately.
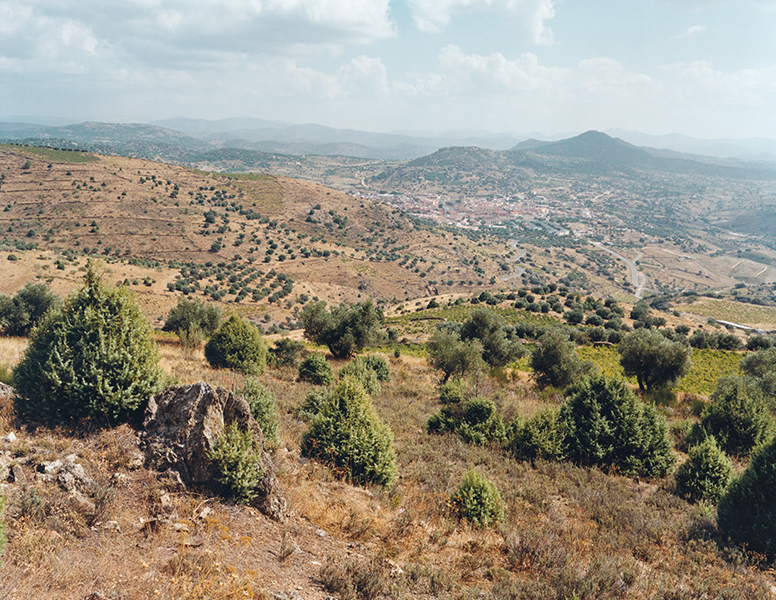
[0,335,774,599]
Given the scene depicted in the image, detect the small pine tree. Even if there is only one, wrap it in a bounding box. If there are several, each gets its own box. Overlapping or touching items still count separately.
[241,378,279,448]
[208,423,264,505]
[692,376,774,457]
[204,315,268,376]
[717,436,776,558]
[560,374,675,478]
[13,263,163,425]
[450,469,505,528]
[427,380,506,446]
[508,408,565,463]
[301,376,397,487]
[298,352,334,385]
[675,436,734,504]
[338,358,381,396]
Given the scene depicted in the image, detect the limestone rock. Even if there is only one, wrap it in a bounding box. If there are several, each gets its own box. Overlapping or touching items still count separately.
[140,382,285,521]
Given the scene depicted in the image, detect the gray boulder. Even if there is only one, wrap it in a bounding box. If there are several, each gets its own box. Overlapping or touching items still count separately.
[140,382,285,521]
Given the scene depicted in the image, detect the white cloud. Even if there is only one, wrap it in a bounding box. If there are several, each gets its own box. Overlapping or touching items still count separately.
[407,0,555,44]
[339,55,389,94]
[661,60,776,107]
[676,24,707,38]
[435,44,564,92]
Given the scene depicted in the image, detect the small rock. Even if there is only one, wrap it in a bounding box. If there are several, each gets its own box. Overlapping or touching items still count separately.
[110,473,129,487]
[9,464,26,483]
[158,492,175,515]
[92,521,121,533]
[3,432,16,443]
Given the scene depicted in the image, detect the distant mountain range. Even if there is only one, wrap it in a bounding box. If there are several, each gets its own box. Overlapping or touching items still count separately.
[1,118,776,178]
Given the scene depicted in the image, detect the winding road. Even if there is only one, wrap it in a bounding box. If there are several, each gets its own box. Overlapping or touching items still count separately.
[592,242,648,299]
[500,240,526,281]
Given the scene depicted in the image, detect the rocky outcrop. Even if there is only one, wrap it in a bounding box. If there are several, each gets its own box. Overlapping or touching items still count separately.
[139,382,285,521]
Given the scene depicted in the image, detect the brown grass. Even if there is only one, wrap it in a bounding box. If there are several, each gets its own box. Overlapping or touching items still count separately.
[1,341,775,599]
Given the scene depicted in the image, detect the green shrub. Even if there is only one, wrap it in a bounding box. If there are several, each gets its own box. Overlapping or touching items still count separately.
[361,354,391,381]
[531,328,593,389]
[298,352,334,385]
[13,263,163,425]
[163,298,221,339]
[338,357,382,396]
[301,299,385,359]
[449,469,504,528]
[691,375,774,457]
[208,423,264,505]
[427,380,506,446]
[293,387,335,422]
[717,436,776,558]
[560,374,676,478]
[301,376,397,487]
[0,282,61,336]
[269,337,306,368]
[675,436,734,504]
[241,378,279,447]
[508,408,565,463]
[204,315,268,376]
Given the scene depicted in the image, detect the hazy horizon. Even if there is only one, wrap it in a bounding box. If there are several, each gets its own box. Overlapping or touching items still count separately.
[3,1,776,140]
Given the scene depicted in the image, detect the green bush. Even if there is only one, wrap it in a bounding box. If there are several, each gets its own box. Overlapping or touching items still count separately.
[269,337,306,368]
[204,315,268,376]
[241,378,279,447]
[717,436,776,558]
[531,328,593,389]
[449,469,504,528]
[427,380,506,446]
[208,423,264,505]
[301,299,385,359]
[691,375,774,457]
[301,376,397,487]
[13,264,163,425]
[360,354,391,381]
[298,352,334,385]
[675,436,734,504]
[163,298,221,339]
[508,408,565,463]
[0,282,61,336]
[338,357,382,396]
[560,374,676,478]
[293,387,335,422]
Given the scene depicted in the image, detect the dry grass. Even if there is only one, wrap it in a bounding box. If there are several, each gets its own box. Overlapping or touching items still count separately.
[1,341,775,599]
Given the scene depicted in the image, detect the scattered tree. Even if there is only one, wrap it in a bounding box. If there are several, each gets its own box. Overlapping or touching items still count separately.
[427,330,486,383]
[690,375,774,457]
[163,298,221,340]
[560,374,676,478]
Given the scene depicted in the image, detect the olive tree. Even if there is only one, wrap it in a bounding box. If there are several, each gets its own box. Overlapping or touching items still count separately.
[618,329,691,392]
[301,299,385,359]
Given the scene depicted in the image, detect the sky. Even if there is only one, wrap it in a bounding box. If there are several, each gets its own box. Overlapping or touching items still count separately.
[2,0,776,139]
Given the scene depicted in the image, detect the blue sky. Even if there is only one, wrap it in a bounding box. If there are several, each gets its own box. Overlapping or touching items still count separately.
[2,0,775,138]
